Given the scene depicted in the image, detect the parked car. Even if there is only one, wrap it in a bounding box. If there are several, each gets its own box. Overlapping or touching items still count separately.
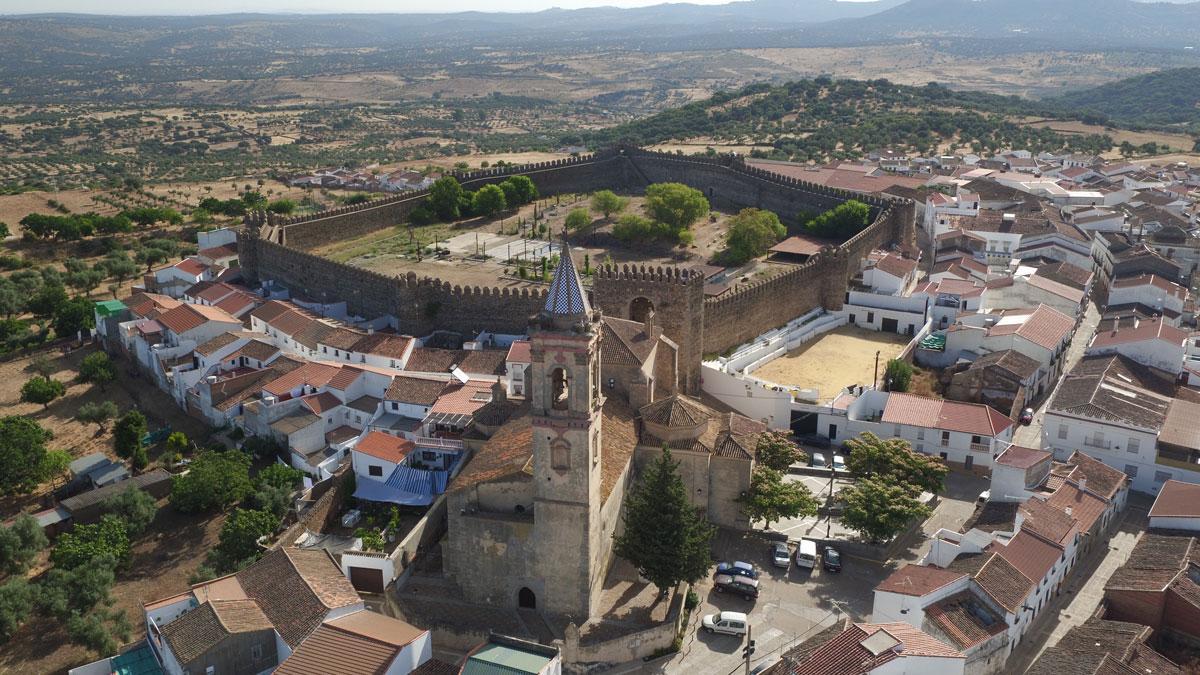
[715,561,759,579]
[702,611,749,636]
[798,433,831,449]
[832,454,846,471]
[714,574,760,600]
[1019,407,1035,425]
[823,546,842,573]
[977,490,990,504]
[795,539,818,569]
[811,453,827,469]
[771,542,790,569]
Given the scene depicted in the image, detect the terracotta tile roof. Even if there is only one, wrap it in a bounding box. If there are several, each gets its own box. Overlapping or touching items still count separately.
[197,243,239,261]
[882,393,1013,437]
[209,361,299,412]
[250,300,293,324]
[1048,354,1173,430]
[924,591,1007,649]
[231,339,279,363]
[157,303,239,335]
[1106,533,1195,593]
[1026,273,1084,303]
[325,610,425,647]
[1046,482,1109,534]
[262,362,341,397]
[450,405,534,490]
[995,445,1051,470]
[236,548,361,647]
[327,366,363,392]
[770,234,829,257]
[1159,398,1200,451]
[355,431,415,464]
[125,292,183,319]
[161,599,272,665]
[1012,305,1075,350]
[319,327,363,351]
[601,396,639,502]
[215,291,257,316]
[969,349,1041,380]
[429,381,493,417]
[988,530,1062,584]
[300,392,343,415]
[194,282,238,304]
[1111,273,1188,299]
[194,331,242,357]
[405,348,507,376]
[1149,480,1200,518]
[294,320,336,350]
[506,340,531,363]
[183,280,214,299]
[971,552,1035,614]
[873,253,918,279]
[1033,260,1093,290]
[875,564,966,597]
[411,659,459,675]
[351,332,413,360]
[640,395,711,427]
[271,306,319,337]
[784,621,962,675]
[1064,451,1128,500]
[275,619,406,675]
[385,375,449,406]
[1019,497,1077,546]
[602,316,661,366]
[1027,618,1164,675]
[174,257,208,276]
[1091,316,1186,349]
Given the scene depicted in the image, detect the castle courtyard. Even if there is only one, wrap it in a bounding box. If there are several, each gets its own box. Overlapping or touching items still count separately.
[750,325,911,402]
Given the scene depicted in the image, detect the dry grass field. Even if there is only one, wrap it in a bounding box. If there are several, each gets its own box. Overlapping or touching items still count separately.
[751,325,910,401]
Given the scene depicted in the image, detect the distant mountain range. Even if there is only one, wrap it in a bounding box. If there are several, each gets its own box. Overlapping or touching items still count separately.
[1047,68,1200,127]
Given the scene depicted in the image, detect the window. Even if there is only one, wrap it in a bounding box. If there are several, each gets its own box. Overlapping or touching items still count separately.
[551,368,569,410]
[893,425,902,437]
[551,440,570,470]
[941,431,950,446]
[369,465,383,477]
[916,444,924,453]
[971,435,983,445]
[916,429,925,440]
[1124,464,1139,478]
[423,451,437,461]
[1155,470,1173,483]
[1058,424,1068,440]
[251,644,264,660]
[867,312,875,323]
[1127,438,1140,454]
[390,359,397,368]
[322,347,327,353]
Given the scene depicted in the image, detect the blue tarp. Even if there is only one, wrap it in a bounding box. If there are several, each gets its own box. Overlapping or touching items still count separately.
[352,478,433,506]
[352,456,459,506]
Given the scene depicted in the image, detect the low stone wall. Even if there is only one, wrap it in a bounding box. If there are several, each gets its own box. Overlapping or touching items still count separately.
[563,582,689,673]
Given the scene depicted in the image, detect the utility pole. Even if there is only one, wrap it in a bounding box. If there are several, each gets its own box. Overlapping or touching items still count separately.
[743,624,755,675]
[873,350,881,390]
[826,463,835,538]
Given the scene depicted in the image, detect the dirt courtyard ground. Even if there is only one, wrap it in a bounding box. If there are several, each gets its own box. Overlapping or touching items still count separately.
[750,325,910,402]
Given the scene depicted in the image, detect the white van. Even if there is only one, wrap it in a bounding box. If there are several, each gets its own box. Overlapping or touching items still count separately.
[795,539,817,569]
[702,611,749,636]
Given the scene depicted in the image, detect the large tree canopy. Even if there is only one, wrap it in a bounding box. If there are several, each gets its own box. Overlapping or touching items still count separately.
[844,432,948,495]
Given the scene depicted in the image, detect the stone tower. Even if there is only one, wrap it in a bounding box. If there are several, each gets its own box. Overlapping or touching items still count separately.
[593,264,705,395]
[529,245,606,619]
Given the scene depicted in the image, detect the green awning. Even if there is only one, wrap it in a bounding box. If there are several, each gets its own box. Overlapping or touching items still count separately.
[95,299,127,317]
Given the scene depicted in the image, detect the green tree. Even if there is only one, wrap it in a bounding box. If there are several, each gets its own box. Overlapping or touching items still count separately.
[722,208,786,264]
[255,463,304,491]
[27,355,56,379]
[0,223,9,239]
[844,432,948,495]
[840,477,932,543]
[100,488,158,538]
[590,190,628,219]
[883,359,913,393]
[136,247,168,273]
[170,449,252,513]
[166,431,189,457]
[28,282,67,321]
[267,199,297,214]
[112,410,146,462]
[427,177,465,221]
[0,515,47,575]
[755,432,807,472]
[37,555,117,619]
[51,516,130,570]
[53,297,95,338]
[78,352,116,390]
[99,253,137,284]
[0,417,53,496]
[805,200,870,239]
[66,268,104,297]
[20,377,64,409]
[472,184,507,218]
[77,400,118,432]
[738,467,819,529]
[564,207,591,231]
[67,607,130,656]
[643,183,709,235]
[499,176,538,205]
[0,579,34,643]
[613,448,715,593]
[211,508,279,572]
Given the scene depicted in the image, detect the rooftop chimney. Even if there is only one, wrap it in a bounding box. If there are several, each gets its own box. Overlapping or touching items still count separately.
[644,309,656,335]
[1078,477,1087,493]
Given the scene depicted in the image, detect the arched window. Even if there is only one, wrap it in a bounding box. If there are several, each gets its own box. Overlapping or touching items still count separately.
[551,367,569,410]
[630,297,655,323]
[551,439,571,470]
[518,587,537,609]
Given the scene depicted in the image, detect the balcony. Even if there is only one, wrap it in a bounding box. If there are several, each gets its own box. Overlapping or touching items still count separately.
[1157,445,1200,471]
[1083,438,1113,451]
[969,442,991,453]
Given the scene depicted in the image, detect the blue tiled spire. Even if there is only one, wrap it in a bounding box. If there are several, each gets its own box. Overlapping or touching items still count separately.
[544,241,591,317]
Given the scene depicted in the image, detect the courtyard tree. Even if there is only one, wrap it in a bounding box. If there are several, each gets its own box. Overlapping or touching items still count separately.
[883,359,913,393]
[0,514,48,575]
[0,413,52,492]
[20,376,64,409]
[210,508,279,573]
[755,432,806,472]
[590,190,628,219]
[166,431,189,457]
[613,448,715,594]
[805,200,870,239]
[844,432,948,495]
[170,448,253,513]
[721,208,786,264]
[77,400,118,432]
[112,410,146,463]
[51,515,131,570]
[643,182,709,237]
[564,207,591,232]
[839,477,932,544]
[428,176,465,221]
[78,351,116,390]
[472,184,507,218]
[737,467,819,529]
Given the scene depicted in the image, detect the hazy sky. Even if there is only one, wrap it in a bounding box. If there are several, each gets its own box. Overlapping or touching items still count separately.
[0,0,846,15]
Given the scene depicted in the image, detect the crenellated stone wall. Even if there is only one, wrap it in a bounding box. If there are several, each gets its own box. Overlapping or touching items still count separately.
[240,145,917,372]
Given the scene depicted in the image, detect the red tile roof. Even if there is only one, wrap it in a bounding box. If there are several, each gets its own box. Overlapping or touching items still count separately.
[972,553,1035,614]
[300,392,343,415]
[1046,481,1109,534]
[1111,273,1188,299]
[262,362,341,397]
[876,564,966,597]
[770,234,830,257]
[882,393,1014,437]
[174,257,208,276]
[1014,305,1076,350]
[355,431,414,464]
[924,591,1008,650]
[327,366,363,392]
[506,340,531,363]
[873,253,919,279]
[157,303,240,335]
[1090,316,1187,348]
[1149,480,1200,519]
[995,445,1051,469]
[989,530,1062,584]
[788,621,963,675]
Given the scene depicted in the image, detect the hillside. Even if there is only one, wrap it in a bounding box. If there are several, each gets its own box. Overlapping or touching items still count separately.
[581,78,1116,162]
[1046,68,1200,129]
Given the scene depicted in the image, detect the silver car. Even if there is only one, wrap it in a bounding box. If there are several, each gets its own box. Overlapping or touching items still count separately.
[771,542,790,569]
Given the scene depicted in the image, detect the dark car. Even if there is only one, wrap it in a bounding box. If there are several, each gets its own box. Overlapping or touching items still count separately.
[714,574,760,600]
[1019,407,1035,425]
[823,546,842,573]
[715,561,759,580]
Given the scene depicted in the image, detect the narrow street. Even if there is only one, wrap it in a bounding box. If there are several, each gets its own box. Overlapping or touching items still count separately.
[1006,494,1150,672]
